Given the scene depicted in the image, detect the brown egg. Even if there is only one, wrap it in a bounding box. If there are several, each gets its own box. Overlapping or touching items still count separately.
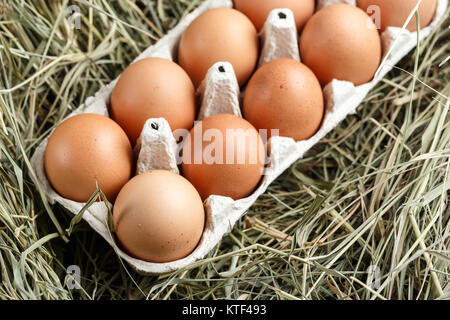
[300,4,382,86]
[356,0,437,31]
[44,114,133,203]
[234,0,315,31]
[181,114,265,200]
[243,59,324,142]
[110,57,196,145]
[113,170,205,263]
[178,8,259,87]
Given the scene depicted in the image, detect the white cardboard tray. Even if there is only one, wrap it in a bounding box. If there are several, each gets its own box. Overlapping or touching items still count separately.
[30,0,448,274]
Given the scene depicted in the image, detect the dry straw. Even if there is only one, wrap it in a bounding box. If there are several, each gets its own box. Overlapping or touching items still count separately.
[0,0,449,300]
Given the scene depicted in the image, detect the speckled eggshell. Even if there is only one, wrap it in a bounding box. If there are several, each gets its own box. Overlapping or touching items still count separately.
[356,0,438,31]
[243,59,324,142]
[113,170,205,263]
[44,114,134,203]
[300,4,382,86]
[178,8,259,87]
[181,114,265,201]
[110,57,196,145]
[234,0,315,31]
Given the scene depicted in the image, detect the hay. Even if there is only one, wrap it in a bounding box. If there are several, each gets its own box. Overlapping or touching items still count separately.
[0,0,448,300]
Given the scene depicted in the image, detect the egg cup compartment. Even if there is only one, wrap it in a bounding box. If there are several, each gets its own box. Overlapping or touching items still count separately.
[258,8,300,66]
[30,0,448,275]
[197,62,242,120]
[134,118,179,175]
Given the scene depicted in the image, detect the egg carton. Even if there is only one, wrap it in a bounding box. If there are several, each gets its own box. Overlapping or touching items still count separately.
[30,0,448,275]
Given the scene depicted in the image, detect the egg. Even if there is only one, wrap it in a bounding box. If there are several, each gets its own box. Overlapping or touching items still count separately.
[110,57,196,145]
[234,0,315,31]
[44,114,133,203]
[113,170,205,263]
[300,4,382,86]
[356,0,437,31]
[181,114,265,200]
[178,8,259,87]
[243,59,324,142]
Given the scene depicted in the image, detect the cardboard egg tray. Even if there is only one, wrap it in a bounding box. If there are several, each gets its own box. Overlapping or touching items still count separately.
[30,0,448,274]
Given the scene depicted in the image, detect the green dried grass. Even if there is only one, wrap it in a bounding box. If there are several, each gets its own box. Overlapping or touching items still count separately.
[0,0,449,300]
